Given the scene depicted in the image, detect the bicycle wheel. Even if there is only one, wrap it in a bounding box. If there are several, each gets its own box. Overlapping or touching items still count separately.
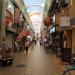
[62,67,75,75]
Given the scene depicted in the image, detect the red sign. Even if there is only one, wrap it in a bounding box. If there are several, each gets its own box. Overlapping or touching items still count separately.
[16,29,30,42]
[5,17,12,27]
[22,30,30,36]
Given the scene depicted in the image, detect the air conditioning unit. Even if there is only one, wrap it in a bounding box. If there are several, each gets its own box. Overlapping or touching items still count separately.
[60,0,69,7]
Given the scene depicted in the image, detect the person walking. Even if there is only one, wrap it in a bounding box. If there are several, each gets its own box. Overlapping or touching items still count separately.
[15,41,19,52]
[25,40,29,54]
[34,39,36,45]
[18,41,22,52]
[31,40,34,49]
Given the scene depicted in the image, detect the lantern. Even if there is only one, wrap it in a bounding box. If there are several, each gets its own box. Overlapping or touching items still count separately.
[44,16,52,27]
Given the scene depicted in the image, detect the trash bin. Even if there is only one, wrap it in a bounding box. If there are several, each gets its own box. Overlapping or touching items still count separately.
[6,48,13,65]
[61,48,72,63]
[7,58,13,65]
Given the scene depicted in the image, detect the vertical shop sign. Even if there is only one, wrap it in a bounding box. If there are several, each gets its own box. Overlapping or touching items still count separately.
[5,10,13,27]
[14,7,20,23]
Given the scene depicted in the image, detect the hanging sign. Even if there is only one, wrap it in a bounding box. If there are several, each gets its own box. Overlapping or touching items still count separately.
[5,10,13,27]
[14,7,20,23]
[44,16,53,27]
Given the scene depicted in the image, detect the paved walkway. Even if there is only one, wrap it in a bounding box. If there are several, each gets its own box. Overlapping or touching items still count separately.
[0,42,65,75]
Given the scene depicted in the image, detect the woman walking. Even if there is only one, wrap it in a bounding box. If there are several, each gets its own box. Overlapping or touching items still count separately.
[25,40,29,54]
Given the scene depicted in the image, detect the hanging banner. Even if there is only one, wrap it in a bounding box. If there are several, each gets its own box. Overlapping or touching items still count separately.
[5,10,13,27]
[14,7,20,23]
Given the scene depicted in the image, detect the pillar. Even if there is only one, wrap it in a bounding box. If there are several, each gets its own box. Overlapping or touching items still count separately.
[0,0,2,43]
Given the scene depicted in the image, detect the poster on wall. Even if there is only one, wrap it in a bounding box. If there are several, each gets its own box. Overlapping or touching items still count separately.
[60,16,70,26]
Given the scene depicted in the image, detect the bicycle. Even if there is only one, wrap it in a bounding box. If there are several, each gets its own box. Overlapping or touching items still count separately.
[62,65,75,75]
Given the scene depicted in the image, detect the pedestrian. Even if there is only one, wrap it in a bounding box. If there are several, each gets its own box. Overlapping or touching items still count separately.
[15,41,19,52]
[31,40,34,49]
[18,41,22,52]
[25,40,29,54]
[34,40,36,45]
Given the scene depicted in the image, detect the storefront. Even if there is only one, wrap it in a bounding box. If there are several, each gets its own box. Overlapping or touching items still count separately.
[5,0,15,50]
[49,25,61,52]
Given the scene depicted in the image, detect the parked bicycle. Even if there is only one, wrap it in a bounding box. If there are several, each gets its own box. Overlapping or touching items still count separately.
[62,65,75,75]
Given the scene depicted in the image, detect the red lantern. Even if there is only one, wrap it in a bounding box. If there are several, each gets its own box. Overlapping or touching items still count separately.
[44,16,52,27]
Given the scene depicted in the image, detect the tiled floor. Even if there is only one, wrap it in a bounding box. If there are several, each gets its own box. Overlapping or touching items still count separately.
[0,42,66,75]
